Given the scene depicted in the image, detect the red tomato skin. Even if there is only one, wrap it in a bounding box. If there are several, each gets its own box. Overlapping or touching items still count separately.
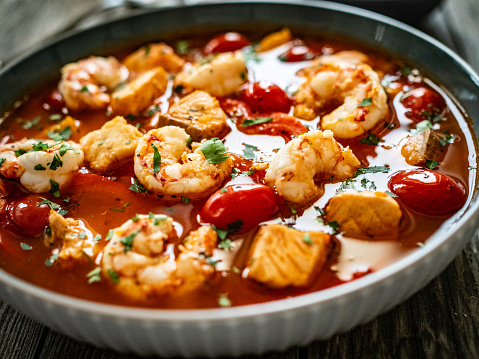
[239,81,292,114]
[279,45,316,62]
[204,32,250,54]
[6,195,50,237]
[199,184,279,232]
[400,86,446,123]
[388,169,466,216]
[43,89,65,111]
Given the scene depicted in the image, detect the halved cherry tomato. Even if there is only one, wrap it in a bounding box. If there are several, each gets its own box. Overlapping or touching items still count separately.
[204,32,250,54]
[199,184,279,232]
[400,86,446,123]
[278,45,316,62]
[239,81,292,114]
[388,169,466,216]
[6,195,50,237]
[43,89,65,111]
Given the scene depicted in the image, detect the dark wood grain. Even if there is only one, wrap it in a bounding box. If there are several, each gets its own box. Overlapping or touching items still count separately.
[1,0,479,358]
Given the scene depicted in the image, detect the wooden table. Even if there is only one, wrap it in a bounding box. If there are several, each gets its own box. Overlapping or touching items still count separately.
[1,0,479,357]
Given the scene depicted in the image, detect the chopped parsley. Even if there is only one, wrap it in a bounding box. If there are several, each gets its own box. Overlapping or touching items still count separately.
[58,143,80,156]
[34,164,46,171]
[176,40,190,55]
[79,231,86,239]
[243,143,258,159]
[181,196,190,205]
[121,229,142,253]
[359,133,381,145]
[357,98,372,107]
[212,225,228,240]
[38,197,61,210]
[220,188,227,193]
[49,114,62,121]
[45,254,59,267]
[150,143,161,174]
[105,229,114,242]
[218,293,232,307]
[386,190,398,198]
[49,180,60,198]
[327,221,340,234]
[439,131,455,146]
[93,234,101,242]
[0,158,5,167]
[132,214,140,222]
[227,219,243,234]
[58,209,68,216]
[218,239,232,251]
[186,137,193,148]
[354,166,390,177]
[400,66,412,76]
[129,179,147,193]
[243,46,262,64]
[241,117,273,127]
[125,114,138,121]
[80,85,89,92]
[108,269,120,284]
[49,154,63,170]
[146,105,161,117]
[86,267,101,283]
[14,149,27,157]
[425,160,439,169]
[200,138,229,163]
[302,233,313,245]
[22,116,41,129]
[415,120,434,133]
[48,126,71,141]
[20,243,32,250]
[290,205,297,215]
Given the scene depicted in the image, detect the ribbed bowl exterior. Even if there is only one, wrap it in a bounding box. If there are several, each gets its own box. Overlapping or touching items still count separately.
[0,1,479,357]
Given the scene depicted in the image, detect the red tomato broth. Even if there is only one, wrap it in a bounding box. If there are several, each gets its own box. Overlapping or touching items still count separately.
[0,30,475,309]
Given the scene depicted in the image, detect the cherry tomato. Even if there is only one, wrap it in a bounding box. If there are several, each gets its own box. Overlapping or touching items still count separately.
[388,169,466,216]
[6,195,50,237]
[278,45,316,62]
[43,89,65,111]
[204,32,250,54]
[239,81,292,114]
[199,184,279,232]
[400,86,446,123]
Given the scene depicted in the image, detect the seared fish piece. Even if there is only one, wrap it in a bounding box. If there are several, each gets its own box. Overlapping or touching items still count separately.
[123,42,185,73]
[159,90,228,141]
[80,116,143,173]
[245,224,332,289]
[326,190,402,238]
[111,67,168,116]
[401,129,441,166]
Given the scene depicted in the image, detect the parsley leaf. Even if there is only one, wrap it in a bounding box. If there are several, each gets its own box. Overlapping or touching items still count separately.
[359,133,381,145]
[49,153,63,170]
[181,196,190,205]
[354,166,390,177]
[357,98,372,107]
[38,197,61,210]
[121,229,142,253]
[200,138,229,163]
[22,116,41,129]
[108,269,120,284]
[20,243,33,250]
[86,267,101,283]
[302,233,313,245]
[218,293,232,307]
[150,143,161,174]
[415,120,433,133]
[241,117,273,127]
[176,40,190,55]
[45,254,59,267]
[105,229,114,242]
[129,179,147,193]
[48,126,71,141]
[58,143,80,156]
[425,160,439,169]
[243,143,258,159]
[49,180,60,197]
[0,158,5,167]
[34,164,46,171]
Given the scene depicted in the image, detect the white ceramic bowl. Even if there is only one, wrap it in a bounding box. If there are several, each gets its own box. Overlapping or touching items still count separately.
[0,1,478,357]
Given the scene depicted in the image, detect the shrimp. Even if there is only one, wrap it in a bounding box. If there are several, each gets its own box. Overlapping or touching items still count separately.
[134,126,233,201]
[294,52,388,139]
[175,51,247,97]
[264,130,360,205]
[0,138,84,194]
[58,56,129,111]
[101,214,218,299]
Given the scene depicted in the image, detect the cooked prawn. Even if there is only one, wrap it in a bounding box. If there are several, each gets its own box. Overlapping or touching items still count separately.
[101,215,218,299]
[175,51,247,97]
[134,126,233,201]
[0,138,84,193]
[264,130,360,205]
[294,52,388,139]
[58,56,129,111]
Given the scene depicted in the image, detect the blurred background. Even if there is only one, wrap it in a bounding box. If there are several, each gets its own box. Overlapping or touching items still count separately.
[0,0,477,72]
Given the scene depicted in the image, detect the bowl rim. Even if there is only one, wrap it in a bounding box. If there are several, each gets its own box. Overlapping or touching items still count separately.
[1,0,478,323]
